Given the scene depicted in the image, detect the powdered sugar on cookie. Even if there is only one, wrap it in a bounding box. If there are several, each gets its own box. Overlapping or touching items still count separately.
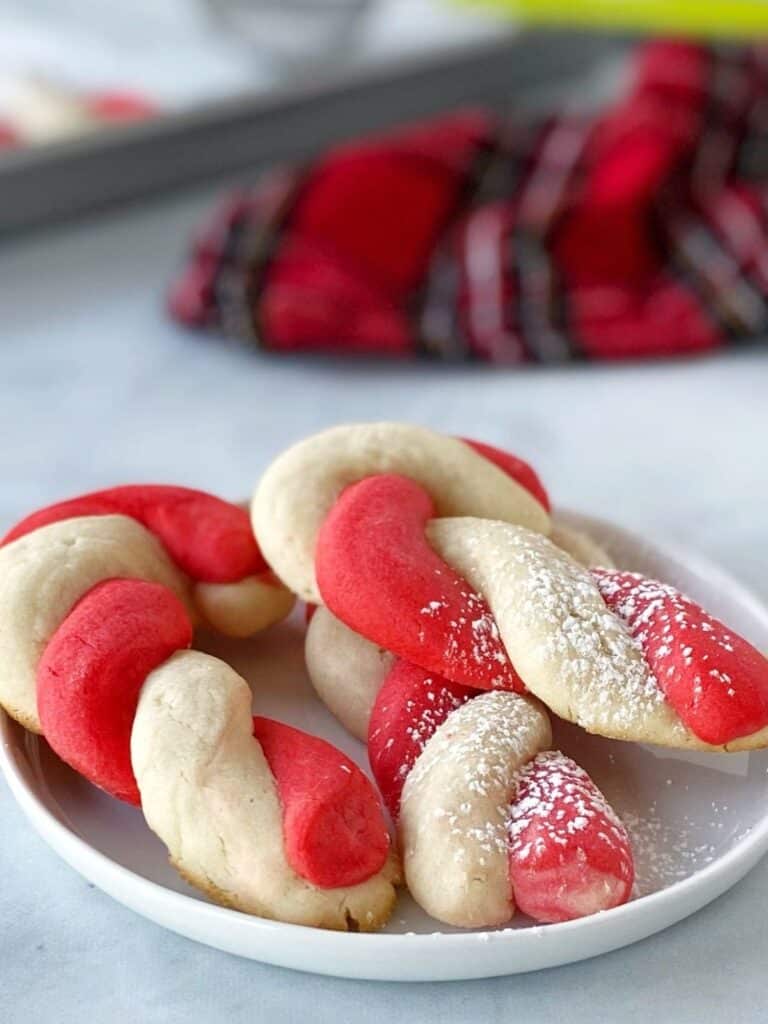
[595,570,768,746]
[507,750,634,922]
[396,690,634,926]
[428,519,686,744]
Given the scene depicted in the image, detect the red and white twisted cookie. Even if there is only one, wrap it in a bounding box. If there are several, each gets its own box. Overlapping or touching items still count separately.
[255,425,636,925]
[0,486,398,930]
[254,423,768,752]
[369,661,633,927]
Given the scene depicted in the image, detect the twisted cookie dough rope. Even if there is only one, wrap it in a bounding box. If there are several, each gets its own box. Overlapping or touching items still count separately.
[305,512,614,743]
[254,423,768,752]
[430,518,768,751]
[0,488,397,930]
[2,484,296,642]
[260,426,635,926]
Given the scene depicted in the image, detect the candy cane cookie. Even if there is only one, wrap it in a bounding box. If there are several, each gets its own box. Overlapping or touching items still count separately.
[0,486,398,930]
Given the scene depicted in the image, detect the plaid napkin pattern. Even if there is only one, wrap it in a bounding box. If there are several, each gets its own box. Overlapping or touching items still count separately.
[170,40,768,363]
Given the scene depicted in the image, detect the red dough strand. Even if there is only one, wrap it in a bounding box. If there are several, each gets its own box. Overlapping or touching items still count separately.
[595,570,768,746]
[37,579,193,805]
[368,660,478,818]
[508,751,634,923]
[461,438,550,513]
[253,717,390,888]
[2,485,267,583]
[316,473,522,691]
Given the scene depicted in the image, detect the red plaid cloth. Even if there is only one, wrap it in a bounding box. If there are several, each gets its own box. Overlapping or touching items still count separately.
[170,41,768,363]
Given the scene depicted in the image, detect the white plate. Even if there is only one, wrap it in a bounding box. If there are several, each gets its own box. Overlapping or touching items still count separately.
[3,511,768,981]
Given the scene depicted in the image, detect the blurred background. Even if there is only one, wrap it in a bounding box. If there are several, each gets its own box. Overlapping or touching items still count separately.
[0,0,766,530]
[0,0,623,226]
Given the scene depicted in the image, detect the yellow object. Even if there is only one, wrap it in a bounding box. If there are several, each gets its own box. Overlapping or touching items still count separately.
[464,0,768,37]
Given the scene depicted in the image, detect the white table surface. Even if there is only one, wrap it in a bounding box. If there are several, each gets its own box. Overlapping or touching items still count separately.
[1,188,768,1022]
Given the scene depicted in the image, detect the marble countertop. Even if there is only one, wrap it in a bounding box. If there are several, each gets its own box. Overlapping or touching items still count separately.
[2,188,768,1022]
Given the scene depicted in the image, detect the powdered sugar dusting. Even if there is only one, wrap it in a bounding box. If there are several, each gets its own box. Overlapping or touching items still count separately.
[595,569,768,744]
[400,685,467,766]
[402,691,549,863]
[420,578,514,688]
[428,520,681,740]
[595,571,739,671]
[368,663,477,819]
[621,808,721,896]
[508,750,633,881]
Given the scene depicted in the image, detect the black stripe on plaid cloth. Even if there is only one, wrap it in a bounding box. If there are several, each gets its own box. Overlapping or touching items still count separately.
[413,126,504,360]
[733,47,768,180]
[690,47,759,196]
[666,209,768,338]
[667,184,768,339]
[663,48,768,341]
[510,115,594,362]
[739,93,768,180]
[213,211,261,343]
[215,170,307,348]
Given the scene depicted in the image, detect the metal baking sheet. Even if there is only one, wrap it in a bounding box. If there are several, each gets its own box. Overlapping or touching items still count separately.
[0,31,623,234]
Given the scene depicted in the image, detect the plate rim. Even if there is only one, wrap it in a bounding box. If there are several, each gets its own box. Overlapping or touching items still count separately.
[3,512,768,980]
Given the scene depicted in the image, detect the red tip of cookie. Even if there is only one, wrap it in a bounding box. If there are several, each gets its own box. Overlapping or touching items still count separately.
[37,579,193,804]
[2,485,266,583]
[253,717,390,888]
[316,473,522,692]
[369,659,478,819]
[461,438,550,513]
[595,570,768,746]
[508,751,634,923]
